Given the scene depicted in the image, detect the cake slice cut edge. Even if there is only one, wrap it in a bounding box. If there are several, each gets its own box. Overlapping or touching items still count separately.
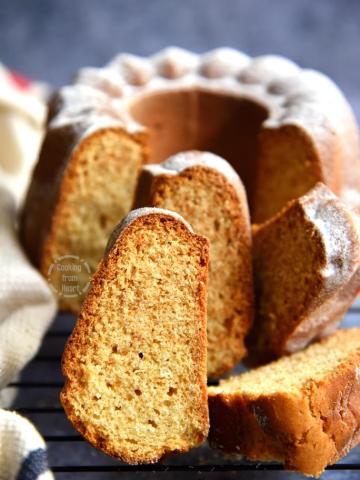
[134,150,254,377]
[61,207,210,463]
[247,182,360,365]
[208,327,360,477]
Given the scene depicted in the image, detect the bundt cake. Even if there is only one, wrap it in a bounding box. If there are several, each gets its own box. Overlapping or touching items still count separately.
[248,182,360,365]
[208,328,360,477]
[135,150,253,377]
[20,48,360,311]
[61,208,209,463]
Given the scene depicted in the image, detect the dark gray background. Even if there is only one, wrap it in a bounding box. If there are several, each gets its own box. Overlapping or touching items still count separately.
[1,0,360,478]
[1,0,360,115]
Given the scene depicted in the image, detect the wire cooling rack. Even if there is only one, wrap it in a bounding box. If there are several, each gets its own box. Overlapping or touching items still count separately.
[6,303,360,479]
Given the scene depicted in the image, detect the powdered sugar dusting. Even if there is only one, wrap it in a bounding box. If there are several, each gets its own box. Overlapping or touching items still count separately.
[53,47,359,142]
[144,150,245,198]
[105,207,194,256]
[48,47,360,200]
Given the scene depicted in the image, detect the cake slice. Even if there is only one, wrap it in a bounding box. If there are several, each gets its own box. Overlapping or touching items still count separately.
[209,328,360,477]
[247,182,360,364]
[20,86,147,313]
[134,151,253,377]
[61,208,209,463]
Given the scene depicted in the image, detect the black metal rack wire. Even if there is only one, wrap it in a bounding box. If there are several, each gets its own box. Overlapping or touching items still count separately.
[6,305,360,478]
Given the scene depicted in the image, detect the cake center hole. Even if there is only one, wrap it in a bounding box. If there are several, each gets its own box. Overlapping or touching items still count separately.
[129,89,269,207]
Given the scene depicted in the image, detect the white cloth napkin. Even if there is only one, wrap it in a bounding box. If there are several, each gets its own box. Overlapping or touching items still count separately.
[0,63,46,208]
[0,410,53,480]
[0,64,56,480]
[0,186,56,390]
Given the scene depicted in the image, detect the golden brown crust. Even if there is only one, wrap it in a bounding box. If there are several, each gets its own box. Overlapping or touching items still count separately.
[209,329,360,477]
[20,122,81,267]
[61,209,209,463]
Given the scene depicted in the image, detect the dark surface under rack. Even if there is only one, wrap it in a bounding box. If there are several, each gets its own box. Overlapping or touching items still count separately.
[6,302,360,479]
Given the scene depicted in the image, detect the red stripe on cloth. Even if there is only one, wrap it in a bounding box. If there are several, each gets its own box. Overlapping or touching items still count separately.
[9,71,32,90]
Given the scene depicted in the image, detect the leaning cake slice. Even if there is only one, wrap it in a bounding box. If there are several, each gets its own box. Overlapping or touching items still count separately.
[248,182,360,364]
[61,208,209,463]
[135,150,253,377]
[209,328,360,477]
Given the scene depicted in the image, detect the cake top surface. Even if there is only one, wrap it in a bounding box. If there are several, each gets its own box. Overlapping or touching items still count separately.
[143,150,244,194]
[105,207,194,256]
[209,328,360,397]
[47,47,354,144]
[44,47,360,206]
[301,184,360,272]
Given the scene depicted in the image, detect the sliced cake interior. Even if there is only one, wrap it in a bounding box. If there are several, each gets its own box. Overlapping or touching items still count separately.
[136,151,253,377]
[61,208,209,463]
[248,182,360,364]
[213,328,360,396]
[21,119,146,312]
